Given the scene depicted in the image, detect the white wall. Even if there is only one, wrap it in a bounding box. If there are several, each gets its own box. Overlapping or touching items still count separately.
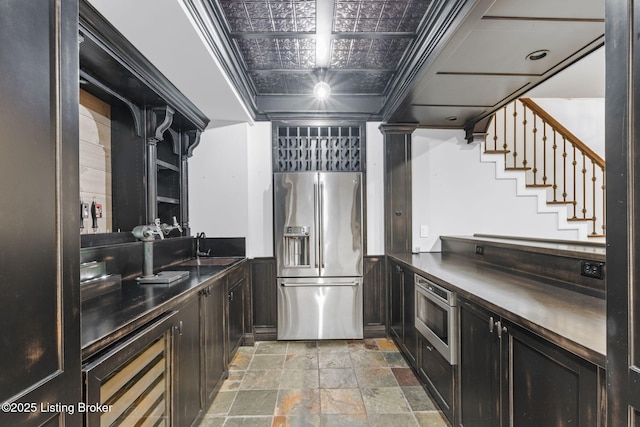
[246,122,273,258]
[189,123,249,238]
[531,98,605,159]
[366,122,385,255]
[412,129,581,252]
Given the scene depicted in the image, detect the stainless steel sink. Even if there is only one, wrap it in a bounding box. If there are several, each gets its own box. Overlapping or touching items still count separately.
[179,257,242,267]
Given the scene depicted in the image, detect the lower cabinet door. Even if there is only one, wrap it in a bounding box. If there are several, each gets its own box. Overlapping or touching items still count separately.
[202,281,227,403]
[83,312,177,426]
[418,336,454,423]
[505,321,600,427]
[228,279,245,360]
[459,299,501,427]
[174,297,202,426]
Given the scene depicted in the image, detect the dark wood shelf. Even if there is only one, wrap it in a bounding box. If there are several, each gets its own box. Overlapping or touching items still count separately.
[157,159,180,172]
[157,196,180,205]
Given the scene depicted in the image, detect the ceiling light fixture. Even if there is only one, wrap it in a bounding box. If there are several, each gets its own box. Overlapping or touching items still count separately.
[526,49,550,61]
[313,68,331,100]
[445,116,458,122]
[314,81,331,100]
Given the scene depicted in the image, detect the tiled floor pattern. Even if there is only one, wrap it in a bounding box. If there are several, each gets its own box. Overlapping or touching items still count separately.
[198,338,449,427]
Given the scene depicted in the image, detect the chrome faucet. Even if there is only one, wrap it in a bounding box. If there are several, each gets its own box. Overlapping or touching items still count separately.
[132,217,182,278]
[196,231,210,257]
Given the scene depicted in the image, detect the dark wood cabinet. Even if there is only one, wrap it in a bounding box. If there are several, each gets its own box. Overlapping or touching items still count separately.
[227,264,248,361]
[363,256,386,337]
[201,279,227,404]
[459,299,501,427]
[506,320,600,427]
[79,1,207,234]
[251,258,278,341]
[0,1,81,425]
[389,260,417,367]
[174,297,203,426]
[459,298,602,427]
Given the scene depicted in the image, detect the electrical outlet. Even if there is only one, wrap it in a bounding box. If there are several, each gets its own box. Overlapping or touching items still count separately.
[580,260,604,279]
[475,245,484,255]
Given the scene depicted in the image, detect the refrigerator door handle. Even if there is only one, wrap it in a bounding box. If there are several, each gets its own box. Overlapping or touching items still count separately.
[313,180,319,269]
[280,281,360,287]
[319,180,325,270]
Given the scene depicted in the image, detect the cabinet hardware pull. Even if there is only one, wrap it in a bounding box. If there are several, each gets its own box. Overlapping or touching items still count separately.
[177,320,183,336]
[426,345,434,352]
[489,316,495,333]
[496,320,504,339]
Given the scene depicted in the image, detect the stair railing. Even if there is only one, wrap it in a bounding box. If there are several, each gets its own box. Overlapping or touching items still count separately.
[485,98,605,238]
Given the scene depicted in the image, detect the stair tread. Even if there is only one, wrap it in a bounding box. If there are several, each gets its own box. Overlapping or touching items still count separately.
[547,200,575,205]
[527,184,552,188]
[505,167,532,171]
[567,217,595,222]
[484,150,511,154]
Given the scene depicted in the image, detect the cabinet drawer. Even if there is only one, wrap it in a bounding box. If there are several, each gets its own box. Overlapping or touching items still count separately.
[419,337,454,421]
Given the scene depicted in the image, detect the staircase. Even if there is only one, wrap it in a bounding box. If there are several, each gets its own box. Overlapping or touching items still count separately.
[482,98,605,240]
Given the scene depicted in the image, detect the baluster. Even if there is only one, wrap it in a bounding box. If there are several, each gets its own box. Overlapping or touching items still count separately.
[562,136,568,205]
[512,102,518,168]
[542,122,548,187]
[591,161,597,235]
[581,152,587,220]
[571,144,578,219]
[532,112,538,185]
[522,104,528,170]
[552,130,558,202]
[503,106,508,168]
[491,111,498,152]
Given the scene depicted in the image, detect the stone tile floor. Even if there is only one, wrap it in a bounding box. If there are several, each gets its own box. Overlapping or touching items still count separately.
[198,338,449,427]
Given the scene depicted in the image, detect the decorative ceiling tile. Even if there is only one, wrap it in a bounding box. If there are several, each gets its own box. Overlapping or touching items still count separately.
[331,38,411,69]
[331,71,393,94]
[333,0,431,33]
[214,0,433,97]
[251,71,316,94]
[219,0,316,33]
[237,38,315,69]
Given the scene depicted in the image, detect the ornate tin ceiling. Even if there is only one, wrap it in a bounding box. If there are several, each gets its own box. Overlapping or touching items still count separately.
[214,0,431,96]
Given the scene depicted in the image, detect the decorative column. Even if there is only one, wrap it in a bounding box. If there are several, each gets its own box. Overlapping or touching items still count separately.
[379,123,418,255]
[147,106,174,223]
[605,0,639,425]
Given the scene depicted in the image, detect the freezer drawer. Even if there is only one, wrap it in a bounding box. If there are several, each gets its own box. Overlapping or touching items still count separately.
[277,277,363,340]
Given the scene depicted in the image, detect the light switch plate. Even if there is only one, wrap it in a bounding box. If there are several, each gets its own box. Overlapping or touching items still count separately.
[420,225,429,238]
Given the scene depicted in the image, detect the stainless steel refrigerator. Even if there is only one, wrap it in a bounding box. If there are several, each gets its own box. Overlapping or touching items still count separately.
[274,171,363,340]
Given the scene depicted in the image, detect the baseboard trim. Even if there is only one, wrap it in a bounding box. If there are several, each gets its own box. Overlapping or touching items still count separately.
[364,325,387,338]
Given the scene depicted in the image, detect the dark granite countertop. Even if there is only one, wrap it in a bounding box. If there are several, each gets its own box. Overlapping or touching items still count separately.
[389,252,606,367]
[81,257,246,360]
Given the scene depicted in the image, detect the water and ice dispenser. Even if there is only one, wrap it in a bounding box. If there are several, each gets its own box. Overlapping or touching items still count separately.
[283,226,310,267]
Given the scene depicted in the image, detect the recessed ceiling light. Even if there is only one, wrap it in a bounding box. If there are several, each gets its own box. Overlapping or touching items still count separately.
[314,81,331,100]
[526,50,550,61]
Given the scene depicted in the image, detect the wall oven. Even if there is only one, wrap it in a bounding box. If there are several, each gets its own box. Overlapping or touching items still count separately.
[415,274,458,365]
